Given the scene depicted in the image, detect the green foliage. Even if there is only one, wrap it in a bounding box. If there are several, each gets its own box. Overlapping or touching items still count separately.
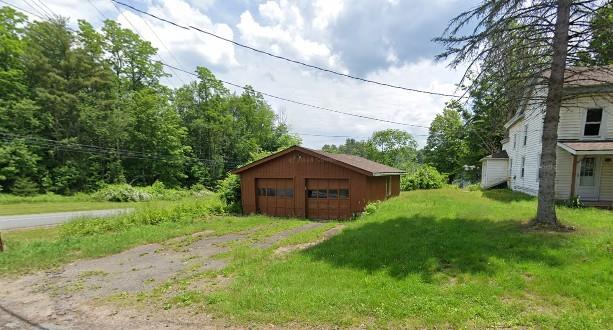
[0,10,298,194]
[322,129,417,168]
[578,3,613,65]
[400,165,447,191]
[362,201,379,215]
[217,174,242,213]
[565,195,585,209]
[0,139,39,191]
[423,101,469,181]
[93,184,152,202]
[10,177,38,196]
[92,182,208,202]
[61,198,224,237]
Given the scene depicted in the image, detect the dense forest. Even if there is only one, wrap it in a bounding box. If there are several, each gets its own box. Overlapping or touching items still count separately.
[1,3,610,195]
[0,7,298,195]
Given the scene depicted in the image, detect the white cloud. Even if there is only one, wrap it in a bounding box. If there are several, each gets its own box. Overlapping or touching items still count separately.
[119,0,238,69]
[312,0,345,30]
[30,0,467,149]
[236,1,339,66]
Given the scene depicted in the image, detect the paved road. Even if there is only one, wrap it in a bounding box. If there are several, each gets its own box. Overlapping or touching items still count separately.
[0,209,133,230]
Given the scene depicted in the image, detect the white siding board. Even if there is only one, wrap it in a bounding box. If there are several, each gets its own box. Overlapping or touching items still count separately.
[481,159,509,188]
[600,159,613,200]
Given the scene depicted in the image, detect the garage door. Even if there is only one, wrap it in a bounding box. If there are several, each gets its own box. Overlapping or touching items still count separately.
[306,179,350,220]
[256,178,294,217]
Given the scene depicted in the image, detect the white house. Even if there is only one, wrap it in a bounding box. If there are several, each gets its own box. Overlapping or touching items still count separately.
[481,66,613,205]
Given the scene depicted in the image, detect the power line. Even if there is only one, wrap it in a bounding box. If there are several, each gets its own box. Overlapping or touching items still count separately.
[2,2,431,129]
[163,63,430,128]
[110,0,463,98]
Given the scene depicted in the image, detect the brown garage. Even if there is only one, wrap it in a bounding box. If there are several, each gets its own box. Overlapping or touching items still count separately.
[231,146,404,220]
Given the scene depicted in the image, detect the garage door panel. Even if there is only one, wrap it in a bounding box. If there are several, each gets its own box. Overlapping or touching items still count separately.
[256,178,294,217]
[306,179,350,220]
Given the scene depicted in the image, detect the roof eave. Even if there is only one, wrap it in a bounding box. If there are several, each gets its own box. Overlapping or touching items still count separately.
[372,172,405,176]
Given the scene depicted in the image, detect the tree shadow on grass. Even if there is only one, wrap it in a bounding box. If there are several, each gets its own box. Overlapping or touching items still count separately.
[303,215,567,280]
[482,189,536,203]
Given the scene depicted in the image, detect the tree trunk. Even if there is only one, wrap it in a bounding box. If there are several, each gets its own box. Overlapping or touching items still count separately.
[536,0,572,226]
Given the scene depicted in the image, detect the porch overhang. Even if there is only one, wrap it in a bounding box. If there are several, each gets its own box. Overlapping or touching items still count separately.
[557,140,613,155]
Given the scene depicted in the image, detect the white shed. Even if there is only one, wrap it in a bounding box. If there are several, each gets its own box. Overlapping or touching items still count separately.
[481,151,509,189]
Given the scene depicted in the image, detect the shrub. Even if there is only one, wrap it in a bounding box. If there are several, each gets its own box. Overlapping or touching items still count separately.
[217,174,241,213]
[61,197,225,237]
[401,165,447,191]
[11,177,39,196]
[566,195,585,208]
[363,201,380,216]
[93,184,152,202]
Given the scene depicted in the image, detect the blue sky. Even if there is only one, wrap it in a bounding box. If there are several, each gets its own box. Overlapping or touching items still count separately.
[11,0,477,148]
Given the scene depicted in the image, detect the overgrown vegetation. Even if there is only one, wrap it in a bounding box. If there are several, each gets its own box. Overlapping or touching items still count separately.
[0,195,227,274]
[0,7,299,195]
[400,164,447,191]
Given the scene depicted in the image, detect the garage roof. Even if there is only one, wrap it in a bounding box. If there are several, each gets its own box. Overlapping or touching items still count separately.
[232,146,405,176]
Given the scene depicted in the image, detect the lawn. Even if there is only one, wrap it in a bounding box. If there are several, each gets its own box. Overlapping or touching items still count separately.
[1,188,611,328]
[200,188,611,328]
[0,193,131,216]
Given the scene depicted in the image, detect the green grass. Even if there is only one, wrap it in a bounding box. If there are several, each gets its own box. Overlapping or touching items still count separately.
[0,201,133,216]
[0,196,260,275]
[201,188,612,328]
[2,188,611,328]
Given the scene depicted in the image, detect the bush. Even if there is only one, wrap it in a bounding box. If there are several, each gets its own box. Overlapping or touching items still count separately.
[363,201,380,216]
[11,177,39,196]
[61,197,225,237]
[93,184,152,202]
[401,165,447,191]
[217,174,241,213]
[566,195,585,208]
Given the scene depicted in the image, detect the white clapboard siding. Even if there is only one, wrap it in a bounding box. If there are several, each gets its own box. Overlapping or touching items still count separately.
[600,158,613,200]
[504,99,545,196]
[559,95,613,140]
[555,149,574,199]
[481,159,509,188]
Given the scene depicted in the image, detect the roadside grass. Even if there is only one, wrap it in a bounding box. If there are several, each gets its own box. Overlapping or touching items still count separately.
[0,197,269,275]
[195,188,613,328]
[0,201,132,216]
[0,192,134,216]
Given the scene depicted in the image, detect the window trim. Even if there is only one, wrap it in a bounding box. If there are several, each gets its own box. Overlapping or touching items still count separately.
[521,157,526,178]
[581,108,604,139]
[523,124,528,146]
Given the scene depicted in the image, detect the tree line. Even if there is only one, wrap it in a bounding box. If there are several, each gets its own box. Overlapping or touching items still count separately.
[0,7,298,195]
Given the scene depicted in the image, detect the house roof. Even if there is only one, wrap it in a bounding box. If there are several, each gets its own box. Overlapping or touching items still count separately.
[480,150,509,161]
[231,146,405,176]
[562,66,613,88]
[558,140,613,155]
[504,66,613,128]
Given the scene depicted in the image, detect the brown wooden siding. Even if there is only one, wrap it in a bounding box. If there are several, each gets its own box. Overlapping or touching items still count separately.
[237,149,400,219]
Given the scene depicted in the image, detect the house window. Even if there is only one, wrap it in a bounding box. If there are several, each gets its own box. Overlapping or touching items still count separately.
[339,189,349,199]
[579,157,596,186]
[583,108,603,136]
[521,157,526,178]
[513,134,517,149]
[523,125,528,146]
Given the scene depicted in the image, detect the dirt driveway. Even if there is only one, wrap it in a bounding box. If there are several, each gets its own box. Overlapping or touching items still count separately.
[0,222,340,329]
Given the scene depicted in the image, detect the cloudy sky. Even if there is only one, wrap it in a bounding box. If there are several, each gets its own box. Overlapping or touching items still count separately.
[10,0,477,148]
